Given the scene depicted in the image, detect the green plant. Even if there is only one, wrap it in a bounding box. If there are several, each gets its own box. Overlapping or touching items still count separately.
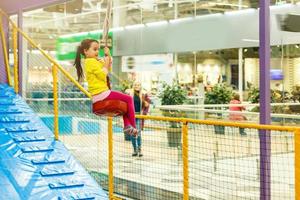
[247,86,292,113]
[247,86,281,103]
[290,85,300,113]
[204,84,233,104]
[159,82,187,105]
[291,85,300,102]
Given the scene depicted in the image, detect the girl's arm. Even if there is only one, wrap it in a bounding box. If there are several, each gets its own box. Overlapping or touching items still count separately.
[103,47,112,72]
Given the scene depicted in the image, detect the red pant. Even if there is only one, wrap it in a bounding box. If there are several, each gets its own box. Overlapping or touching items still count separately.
[105,90,136,128]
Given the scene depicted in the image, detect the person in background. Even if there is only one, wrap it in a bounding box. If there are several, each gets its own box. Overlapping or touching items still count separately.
[126,81,151,157]
[229,93,246,135]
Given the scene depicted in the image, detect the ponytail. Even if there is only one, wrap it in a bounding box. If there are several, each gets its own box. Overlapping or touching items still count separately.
[74,39,99,82]
[74,46,84,82]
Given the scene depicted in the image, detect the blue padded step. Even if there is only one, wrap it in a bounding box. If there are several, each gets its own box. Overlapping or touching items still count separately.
[0,117,30,124]
[0,109,22,115]
[0,103,15,106]
[21,146,54,153]
[58,194,95,200]
[40,167,75,177]
[12,135,46,143]
[49,181,84,189]
[31,158,65,165]
[6,128,37,133]
[0,95,10,98]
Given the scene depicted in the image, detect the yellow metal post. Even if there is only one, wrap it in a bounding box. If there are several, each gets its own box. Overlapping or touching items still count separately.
[52,64,59,140]
[295,129,300,200]
[0,15,11,86]
[108,117,114,199]
[13,27,18,93]
[182,121,189,200]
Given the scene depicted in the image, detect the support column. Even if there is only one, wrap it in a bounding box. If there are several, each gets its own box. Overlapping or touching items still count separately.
[112,0,127,87]
[0,16,9,84]
[259,0,271,200]
[238,48,243,101]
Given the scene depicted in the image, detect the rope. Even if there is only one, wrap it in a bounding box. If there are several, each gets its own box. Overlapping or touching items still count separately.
[101,0,128,86]
[101,0,112,47]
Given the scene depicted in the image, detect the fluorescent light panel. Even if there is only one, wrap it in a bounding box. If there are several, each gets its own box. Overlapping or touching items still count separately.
[146,21,168,27]
[125,24,145,29]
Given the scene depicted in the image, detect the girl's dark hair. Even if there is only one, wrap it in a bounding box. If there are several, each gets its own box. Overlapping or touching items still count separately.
[74,39,99,81]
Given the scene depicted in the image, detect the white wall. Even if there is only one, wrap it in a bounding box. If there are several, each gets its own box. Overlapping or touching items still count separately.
[114,4,300,56]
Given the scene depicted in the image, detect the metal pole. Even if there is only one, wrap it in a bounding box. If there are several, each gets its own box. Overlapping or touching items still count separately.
[52,64,59,140]
[13,27,18,93]
[295,129,300,200]
[182,121,189,200]
[238,48,243,101]
[108,117,114,199]
[259,0,271,199]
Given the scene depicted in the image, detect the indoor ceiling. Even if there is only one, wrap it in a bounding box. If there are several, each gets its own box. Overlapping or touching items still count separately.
[9,0,300,52]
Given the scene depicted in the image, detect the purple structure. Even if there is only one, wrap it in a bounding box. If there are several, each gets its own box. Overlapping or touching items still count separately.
[259,0,271,200]
[0,0,68,14]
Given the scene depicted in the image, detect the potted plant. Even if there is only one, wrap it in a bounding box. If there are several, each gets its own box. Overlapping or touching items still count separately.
[204,84,233,134]
[159,82,187,147]
[290,85,300,113]
[247,86,292,122]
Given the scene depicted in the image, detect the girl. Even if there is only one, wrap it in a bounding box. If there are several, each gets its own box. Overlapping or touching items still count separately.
[126,81,151,157]
[74,39,137,136]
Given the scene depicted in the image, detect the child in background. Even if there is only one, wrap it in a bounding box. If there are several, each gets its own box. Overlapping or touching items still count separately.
[126,81,151,157]
[74,39,137,136]
[229,93,246,135]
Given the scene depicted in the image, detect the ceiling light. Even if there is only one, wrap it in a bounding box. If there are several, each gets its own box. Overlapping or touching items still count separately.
[170,17,193,24]
[224,8,255,15]
[125,24,145,30]
[242,39,259,43]
[146,21,168,27]
[110,27,124,32]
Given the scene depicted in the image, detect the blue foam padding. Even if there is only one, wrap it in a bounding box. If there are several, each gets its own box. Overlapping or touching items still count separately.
[0,84,108,200]
[5,127,38,133]
[49,181,84,189]
[0,109,22,115]
[31,159,65,165]
[0,116,30,123]
[12,135,46,143]
[58,193,96,200]
[21,146,54,153]
[40,166,75,177]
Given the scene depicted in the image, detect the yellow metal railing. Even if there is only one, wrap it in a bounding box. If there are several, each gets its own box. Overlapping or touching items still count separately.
[12,27,18,93]
[132,115,300,200]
